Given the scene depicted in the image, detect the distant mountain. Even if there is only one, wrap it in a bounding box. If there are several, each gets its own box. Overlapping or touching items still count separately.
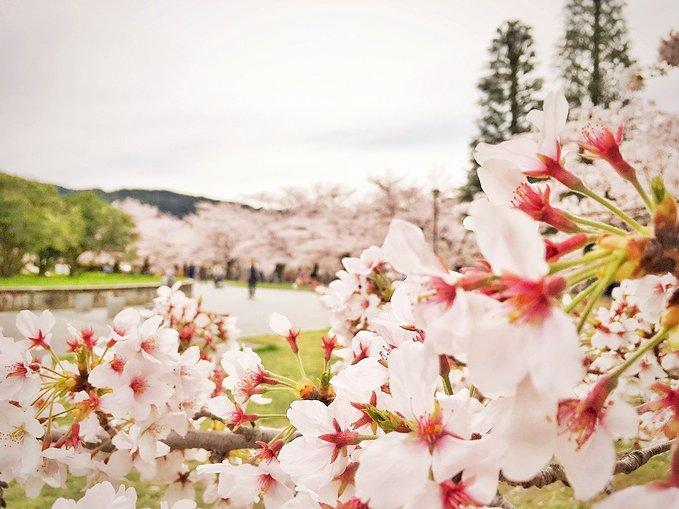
[57,187,221,217]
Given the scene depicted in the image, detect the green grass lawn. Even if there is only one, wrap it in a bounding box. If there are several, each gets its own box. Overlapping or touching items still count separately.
[5,329,669,508]
[0,271,161,287]
[224,279,313,291]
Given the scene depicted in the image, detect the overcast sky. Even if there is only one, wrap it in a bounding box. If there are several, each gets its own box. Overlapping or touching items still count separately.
[0,0,677,201]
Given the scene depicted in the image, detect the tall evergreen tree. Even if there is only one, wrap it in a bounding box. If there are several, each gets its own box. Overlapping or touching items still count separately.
[460,20,543,201]
[558,0,635,107]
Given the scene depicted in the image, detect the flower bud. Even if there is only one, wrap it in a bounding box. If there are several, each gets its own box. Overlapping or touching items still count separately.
[545,233,590,261]
[512,184,580,233]
[322,335,338,362]
[580,123,636,181]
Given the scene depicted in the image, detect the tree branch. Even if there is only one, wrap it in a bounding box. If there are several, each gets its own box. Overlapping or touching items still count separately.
[58,421,671,490]
[161,426,291,453]
[502,441,672,489]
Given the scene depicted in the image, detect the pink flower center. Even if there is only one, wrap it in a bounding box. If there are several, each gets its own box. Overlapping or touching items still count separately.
[110,357,125,374]
[129,376,147,396]
[557,398,600,447]
[417,412,446,448]
[500,275,566,323]
[8,362,28,378]
[319,418,359,462]
[259,473,275,494]
[430,277,457,306]
[28,330,48,349]
[439,479,482,508]
[141,337,156,354]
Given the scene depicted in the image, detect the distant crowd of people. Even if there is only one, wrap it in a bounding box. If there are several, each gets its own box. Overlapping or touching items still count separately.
[145,257,327,300]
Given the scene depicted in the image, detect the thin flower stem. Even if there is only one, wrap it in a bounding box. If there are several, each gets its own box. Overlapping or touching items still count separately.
[576,254,626,333]
[549,249,612,273]
[39,373,60,381]
[265,378,298,390]
[564,281,598,313]
[268,424,295,445]
[563,253,618,285]
[356,434,378,441]
[563,211,628,236]
[566,267,599,286]
[48,406,76,419]
[630,176,654,213]
[255,413,288,419]
[31,387,54,407]
[43,396,56,449]
[577,186,648,235]
[263,386,298,394]
[267,372,299,387]
[40,365,67,377]
[610,327,670,379]
[295,352,307,378]
[98,344,112,363]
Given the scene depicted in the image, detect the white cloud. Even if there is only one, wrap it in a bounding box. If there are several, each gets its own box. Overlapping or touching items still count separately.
[0,0,676,199]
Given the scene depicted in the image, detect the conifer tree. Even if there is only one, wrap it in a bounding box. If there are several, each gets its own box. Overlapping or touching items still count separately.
[460,20,543,201]
[558,0,635,107]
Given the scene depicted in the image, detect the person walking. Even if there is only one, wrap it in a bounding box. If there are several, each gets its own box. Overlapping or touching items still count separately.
[248,259,259,299]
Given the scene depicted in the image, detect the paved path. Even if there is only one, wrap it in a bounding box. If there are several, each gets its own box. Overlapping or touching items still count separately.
[193,282,329,337]
[0,283,329,352]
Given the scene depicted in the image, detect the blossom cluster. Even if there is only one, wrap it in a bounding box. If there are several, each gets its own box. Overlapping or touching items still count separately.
[2,89,679,508]
[152,283,240,362]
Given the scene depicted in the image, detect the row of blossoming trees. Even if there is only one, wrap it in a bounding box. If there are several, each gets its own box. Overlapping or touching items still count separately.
[1,85,679,508]
[116,180,476,280]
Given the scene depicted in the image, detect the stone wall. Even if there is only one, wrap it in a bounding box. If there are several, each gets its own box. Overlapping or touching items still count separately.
[0,280,193,311]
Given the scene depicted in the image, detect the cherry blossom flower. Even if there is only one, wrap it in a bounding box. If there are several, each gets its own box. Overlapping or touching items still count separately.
[23,447,74,498]
[475,89,581,200]
[269,312,301,353]
[108,413,185,480]
[220,347,276,404]
[382,219,460,324]
[461,200,583,397]
[404,465,499,509]
[88,353,128,388]
[100,358,173,420]
[556,382,638,500]
[0,337,41,405]
[594,482,679,509]
[198,460,293,509]
[16,310,55,349]
[355,341,492,509]
[0,401,44,476]
[205,395,258,428]
[51,481,137,509]
[342,246,384,275]
[334,330,390,365]
[279,398,363,493]
[117,314,180,365]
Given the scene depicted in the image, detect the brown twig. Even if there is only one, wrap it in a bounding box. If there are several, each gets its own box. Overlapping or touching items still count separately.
[161,427,291,453]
